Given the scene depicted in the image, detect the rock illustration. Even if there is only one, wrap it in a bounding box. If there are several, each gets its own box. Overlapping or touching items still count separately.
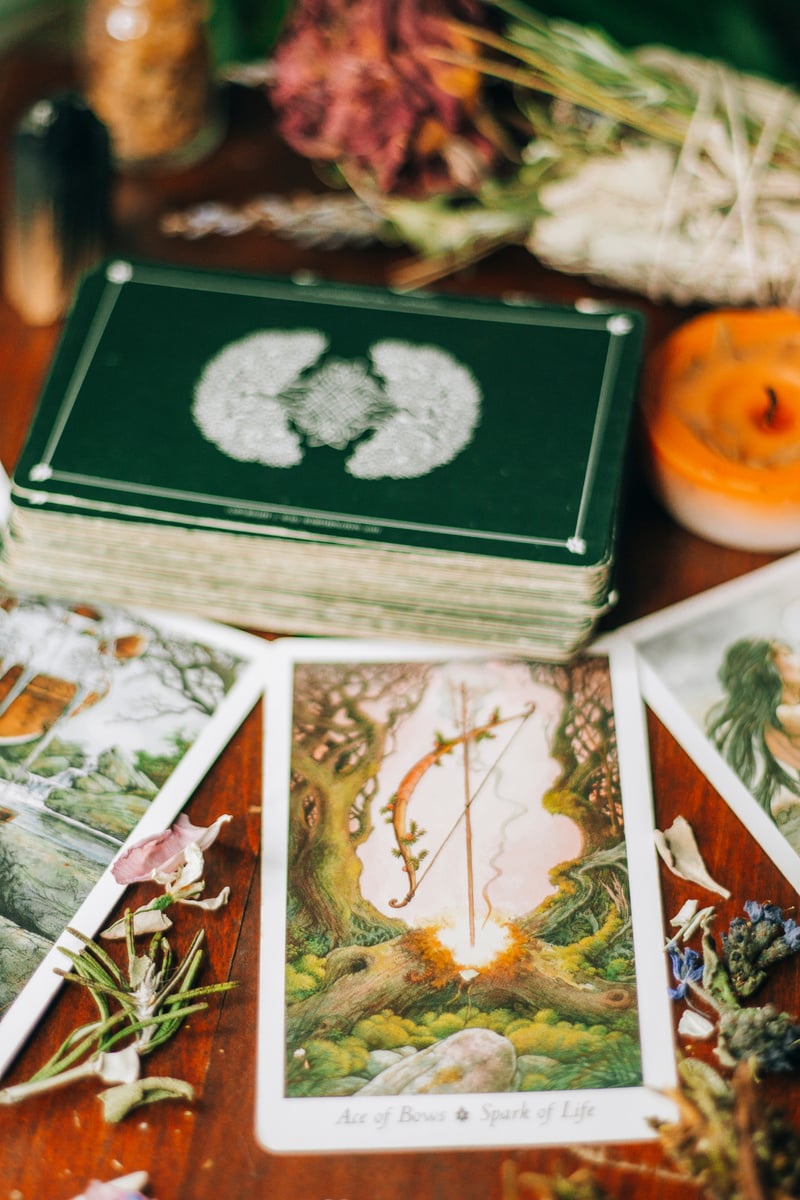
[355,1028,517,1095]
[0,913,51,1009]
[0,597,147,746]
[0,817,105,941]
[45,745,156,839]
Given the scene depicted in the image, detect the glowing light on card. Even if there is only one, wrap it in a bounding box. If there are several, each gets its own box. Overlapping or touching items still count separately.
[435,913,512,970]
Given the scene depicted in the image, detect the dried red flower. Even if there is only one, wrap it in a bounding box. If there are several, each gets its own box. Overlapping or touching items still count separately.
[270,0,499,195]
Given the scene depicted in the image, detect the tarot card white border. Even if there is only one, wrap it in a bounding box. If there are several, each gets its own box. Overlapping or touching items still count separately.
[616,551,800,892]
[0,604,270,1081]
[256,637,676,1154]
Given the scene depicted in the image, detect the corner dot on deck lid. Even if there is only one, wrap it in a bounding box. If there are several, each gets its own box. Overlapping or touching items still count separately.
[107,260,133,284]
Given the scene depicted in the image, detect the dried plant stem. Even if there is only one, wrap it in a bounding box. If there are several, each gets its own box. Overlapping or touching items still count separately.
[0,1057,111,1104]
[732,1067,771,1200]
[437,32,685,146]
[389,235,514,289]
[29,1009,131,1082]
[571,1146,699,1187]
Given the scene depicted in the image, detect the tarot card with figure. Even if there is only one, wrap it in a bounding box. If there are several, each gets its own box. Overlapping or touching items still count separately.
[620,552,800,890]
[257,638,675,1153]
[0,590,269,1079]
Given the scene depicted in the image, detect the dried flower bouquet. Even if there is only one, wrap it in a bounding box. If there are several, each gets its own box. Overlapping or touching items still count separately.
[167,0,800,309]
[415,0,800,305]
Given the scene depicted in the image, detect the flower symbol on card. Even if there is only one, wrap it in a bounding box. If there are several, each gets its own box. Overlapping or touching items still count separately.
[191,331,481,479]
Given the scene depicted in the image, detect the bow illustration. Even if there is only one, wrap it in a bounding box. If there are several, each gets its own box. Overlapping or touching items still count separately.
[384,703,536,908]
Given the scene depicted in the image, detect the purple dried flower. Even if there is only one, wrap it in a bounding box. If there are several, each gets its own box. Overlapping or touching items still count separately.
[668,945,704,1000]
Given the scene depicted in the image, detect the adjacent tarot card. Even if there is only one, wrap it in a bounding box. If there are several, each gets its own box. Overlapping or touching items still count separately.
[257,637,676,1153]
[0,590,270,1079]
[620,552,800,891]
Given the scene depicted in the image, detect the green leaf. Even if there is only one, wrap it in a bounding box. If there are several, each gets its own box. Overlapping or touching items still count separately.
[99,1076,195,1123]
[701,931,740,1012]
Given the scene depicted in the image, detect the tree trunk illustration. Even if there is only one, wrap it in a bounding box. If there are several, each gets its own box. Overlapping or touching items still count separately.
[288,661,431,949]
[286,930,633,1046]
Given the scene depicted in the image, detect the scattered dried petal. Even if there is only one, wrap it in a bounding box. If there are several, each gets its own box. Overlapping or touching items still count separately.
[101,907,173,940]
[71,1173,150,1200]
[667,945,704,1000]
[112,814,231,886]
[670,898,699,927]
[677,1009,716,1040]
[177,886,231,913]
[99,1076,195,1123]
[154,840,205,891]
[668,899,716,944]
[654,817,731,898]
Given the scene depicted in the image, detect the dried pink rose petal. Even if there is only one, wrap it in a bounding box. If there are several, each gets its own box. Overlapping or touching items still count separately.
[112,814,231,885]
[73,1172,150,1200]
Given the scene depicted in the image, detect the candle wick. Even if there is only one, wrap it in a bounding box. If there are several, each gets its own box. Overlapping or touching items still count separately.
[764,386,778,427]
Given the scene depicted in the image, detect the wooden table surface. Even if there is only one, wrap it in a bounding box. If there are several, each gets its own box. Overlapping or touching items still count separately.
[0,46,796,1200]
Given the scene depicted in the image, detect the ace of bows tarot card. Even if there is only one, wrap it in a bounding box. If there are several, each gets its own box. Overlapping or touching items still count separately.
[256,637,676,1153]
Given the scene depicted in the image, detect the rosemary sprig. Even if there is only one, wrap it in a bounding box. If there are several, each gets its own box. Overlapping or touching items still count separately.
[0,912,237,1113]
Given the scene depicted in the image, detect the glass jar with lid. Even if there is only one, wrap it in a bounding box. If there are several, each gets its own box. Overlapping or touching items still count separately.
[82,0,223,171]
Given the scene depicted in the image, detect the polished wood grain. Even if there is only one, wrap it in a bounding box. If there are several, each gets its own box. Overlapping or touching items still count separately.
[0,45,796,1200]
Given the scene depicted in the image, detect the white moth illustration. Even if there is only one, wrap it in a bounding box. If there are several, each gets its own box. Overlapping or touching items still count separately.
[192,330,481,479]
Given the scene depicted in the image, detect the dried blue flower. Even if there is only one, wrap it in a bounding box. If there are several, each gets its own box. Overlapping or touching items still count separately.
[668,945,704,1000]
[722,900,800,998]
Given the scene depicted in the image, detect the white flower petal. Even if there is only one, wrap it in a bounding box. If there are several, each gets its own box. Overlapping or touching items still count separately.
[178,886,231,912]
[95,1046,141,1085]
[194,812,232,852]
[181,841,206,885]
[678,1009,716,1040]
[654,817,731,898]
[160,841,206,892]
[101,907,173,939]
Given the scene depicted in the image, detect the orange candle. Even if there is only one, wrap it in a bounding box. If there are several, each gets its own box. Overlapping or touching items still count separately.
[640,308,800,552]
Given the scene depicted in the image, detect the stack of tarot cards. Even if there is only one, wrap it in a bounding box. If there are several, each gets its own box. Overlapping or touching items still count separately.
[1,259,644,659]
